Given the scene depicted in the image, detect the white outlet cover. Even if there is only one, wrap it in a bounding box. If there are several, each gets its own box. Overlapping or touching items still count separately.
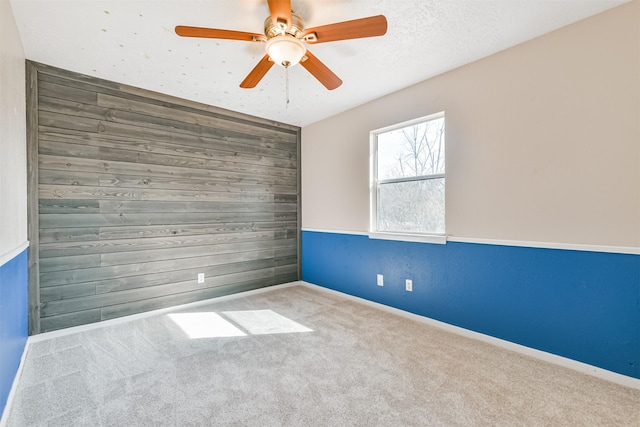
[197,273,205,284]
[377,274,384,286]
[405,279,413,292]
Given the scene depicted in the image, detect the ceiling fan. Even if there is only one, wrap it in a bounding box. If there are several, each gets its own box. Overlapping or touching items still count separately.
[175,0,388,90]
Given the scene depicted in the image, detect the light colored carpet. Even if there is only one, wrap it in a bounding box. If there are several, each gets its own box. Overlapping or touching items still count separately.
[5,283,640,426]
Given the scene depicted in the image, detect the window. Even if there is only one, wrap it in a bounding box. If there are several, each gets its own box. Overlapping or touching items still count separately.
[370,112,445,240]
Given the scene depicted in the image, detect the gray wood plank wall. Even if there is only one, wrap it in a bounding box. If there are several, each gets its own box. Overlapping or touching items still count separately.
[26,61,301,333]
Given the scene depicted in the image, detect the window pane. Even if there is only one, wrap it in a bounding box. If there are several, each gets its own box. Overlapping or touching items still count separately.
[377,178,445,234]
[377,117,445,180]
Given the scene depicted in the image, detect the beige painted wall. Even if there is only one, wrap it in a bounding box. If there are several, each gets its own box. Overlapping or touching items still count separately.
[0,0,27,258]
[302,0,640,249]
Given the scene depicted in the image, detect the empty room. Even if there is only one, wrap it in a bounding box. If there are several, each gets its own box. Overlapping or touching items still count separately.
[1,0,639,425]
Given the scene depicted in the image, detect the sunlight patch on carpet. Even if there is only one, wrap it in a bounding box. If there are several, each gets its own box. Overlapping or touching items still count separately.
[168,312,247,338]
[222,309,313,335]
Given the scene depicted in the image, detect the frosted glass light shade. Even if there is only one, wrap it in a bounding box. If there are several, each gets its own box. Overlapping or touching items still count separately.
[266,35,306,67]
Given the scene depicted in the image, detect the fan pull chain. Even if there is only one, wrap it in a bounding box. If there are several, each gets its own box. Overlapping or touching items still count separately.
[285,66,290,108]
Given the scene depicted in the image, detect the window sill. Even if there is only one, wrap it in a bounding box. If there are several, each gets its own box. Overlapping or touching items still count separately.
[368,232,447,245]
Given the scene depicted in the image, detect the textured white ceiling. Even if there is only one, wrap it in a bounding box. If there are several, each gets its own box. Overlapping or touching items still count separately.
[10,0,628,126]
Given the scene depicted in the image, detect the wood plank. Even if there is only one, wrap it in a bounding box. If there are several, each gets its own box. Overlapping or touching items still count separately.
[40,282,96,303]
[39,169,296,194]
[39,308,101,333]
[99,272,297,322]
[39,199,101,214]
[275,246,297,258]
[37,107,297,156]
[37,71,297,135]
[275,264,298,276]
[38,110,99,133]
[38,93,113,121]
[273,272,299,286]
[39,230,277,258]
[275,229,298,240]
[274,212,297,221]
[275,194,298,203]
[40,123,296,174]
[39,125,296,162]
[274,255,298,268]
[42,90,298,145]
[203,267,276,288]
[38,81,98,105]
[39,169,103,187]
[97,279,275,322]
[39,254,101,273]
[39,184,276,203]
[97,93,296,142]
[94,258,280,294]
[38,155,297,187]
[41,278,209,318]
[38,138,297,179]
[39,137,101,159]
[39,227,100,243]
[91,117,296,157]
[99,238,297,267]
[98,200,297,214]
[38,124,297,169]
[39,248,278,287]
[98,175,298,195]
[41,265,286,318]
[97,221,297,240]
[39,212,278,229]
[253,221,298,231]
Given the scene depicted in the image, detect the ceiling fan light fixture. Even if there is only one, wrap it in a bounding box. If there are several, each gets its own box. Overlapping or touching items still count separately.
[266,35,306,68]
[176,4,387,90]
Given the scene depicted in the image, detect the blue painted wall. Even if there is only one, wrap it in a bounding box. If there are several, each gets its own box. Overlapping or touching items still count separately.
[302,231,640,379]
[0,248,28,417]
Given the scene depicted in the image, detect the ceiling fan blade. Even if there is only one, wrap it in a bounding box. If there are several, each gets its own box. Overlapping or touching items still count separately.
[299,50,342,90]
[267,0,292,30]
[302,15,388,44]
[240,54,274,88]
[175,26,264,42]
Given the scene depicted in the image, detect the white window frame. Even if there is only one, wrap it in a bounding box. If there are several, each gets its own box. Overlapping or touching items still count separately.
[369,112,447,244]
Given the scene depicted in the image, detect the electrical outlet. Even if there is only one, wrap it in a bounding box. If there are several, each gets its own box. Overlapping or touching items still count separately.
[377,274,384,286]
[405,279,413,292]
[198,273,205,284]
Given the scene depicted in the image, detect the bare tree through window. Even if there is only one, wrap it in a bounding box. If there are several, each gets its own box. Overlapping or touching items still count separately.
[374,114,445,234]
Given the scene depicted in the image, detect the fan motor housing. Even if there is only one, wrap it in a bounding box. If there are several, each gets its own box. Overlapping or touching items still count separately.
[264,13,305,38]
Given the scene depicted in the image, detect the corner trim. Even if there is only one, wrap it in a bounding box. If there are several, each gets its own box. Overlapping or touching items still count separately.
[0,242,29,268]
[448,236,640,255]
[368,231,446,244]
[302,228,368,236]
[0,340,29,427]
[302,228,640,255]
[300,281,640,390]
[26,60,41,335]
